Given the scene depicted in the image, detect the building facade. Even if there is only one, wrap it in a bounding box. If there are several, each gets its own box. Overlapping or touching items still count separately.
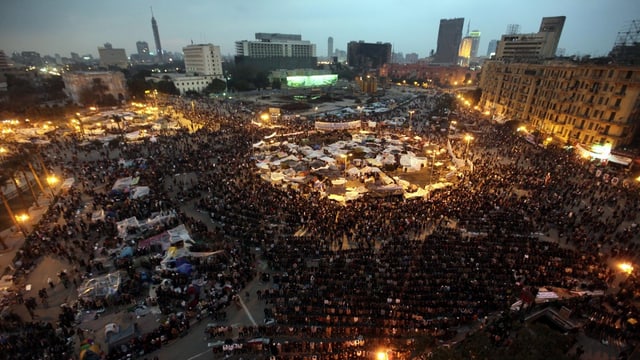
[347,41,392,70]
[458,37,473,67]
[434,18,464,64]
[62,71,127,105]
[235,33,317,71]
[98,43,128,68]
[236,33,316,58]
[328,37,333,58]
[479,60,640,148]
[469,30,481,58]
[170,75,215,95]
[487,40,498,57]
[183,43,223,77]
[495,16,565,61]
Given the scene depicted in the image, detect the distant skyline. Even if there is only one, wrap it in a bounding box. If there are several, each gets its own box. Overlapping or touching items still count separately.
[1,0,638,60]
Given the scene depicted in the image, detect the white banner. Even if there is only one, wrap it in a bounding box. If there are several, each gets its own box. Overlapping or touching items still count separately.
[315,120,361,131]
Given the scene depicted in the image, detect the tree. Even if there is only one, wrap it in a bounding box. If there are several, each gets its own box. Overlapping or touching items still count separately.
[156,79,179,95]
[203,78,227,95]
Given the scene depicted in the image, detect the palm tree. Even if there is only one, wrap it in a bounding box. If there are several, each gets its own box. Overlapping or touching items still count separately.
[0,173,26,238]
[1,157,28,211]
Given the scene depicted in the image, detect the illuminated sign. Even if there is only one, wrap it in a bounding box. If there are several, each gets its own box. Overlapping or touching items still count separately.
[286,74,338,88]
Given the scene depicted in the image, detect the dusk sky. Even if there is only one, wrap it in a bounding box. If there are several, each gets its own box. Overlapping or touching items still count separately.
[1,0,638,59]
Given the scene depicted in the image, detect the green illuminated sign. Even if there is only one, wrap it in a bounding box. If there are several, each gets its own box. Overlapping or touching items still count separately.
[286,74,338,88]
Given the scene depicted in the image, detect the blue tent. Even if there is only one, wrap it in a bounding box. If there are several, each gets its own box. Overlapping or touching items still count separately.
[176,263,192,275]
[118,246,134,258]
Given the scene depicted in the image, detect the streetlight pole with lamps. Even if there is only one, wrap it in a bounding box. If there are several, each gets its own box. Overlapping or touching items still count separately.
[408,110,415,132]
[464,134,474,158]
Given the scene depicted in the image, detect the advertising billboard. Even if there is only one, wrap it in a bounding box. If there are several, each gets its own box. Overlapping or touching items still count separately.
[286,74,338,88]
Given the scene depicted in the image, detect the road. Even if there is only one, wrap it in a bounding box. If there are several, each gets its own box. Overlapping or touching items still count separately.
[154,258,271,360]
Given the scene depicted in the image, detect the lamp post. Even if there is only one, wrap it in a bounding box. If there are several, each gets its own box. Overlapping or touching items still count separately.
[341,153,351,178]
[15,213,29,237]
[46,175,59,198]
[464,134,474,158]
[408,110,415,132]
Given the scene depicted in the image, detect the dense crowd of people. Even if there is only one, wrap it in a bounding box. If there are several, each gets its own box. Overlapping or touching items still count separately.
[0,91,639,359]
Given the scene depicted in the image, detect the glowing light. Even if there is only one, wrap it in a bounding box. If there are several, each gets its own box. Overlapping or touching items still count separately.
[260,113,270,121]
[517,126,527,132]
[464,134,474,142]
[46,175,59,186]
[15,213,30,222]
[376,351,389,360]
[591,143,612,160]
[619,263,633,274]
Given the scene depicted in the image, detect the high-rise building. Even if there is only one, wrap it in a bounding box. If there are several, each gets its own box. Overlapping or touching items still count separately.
[405,53,419,64]
[479,60,640,148]
[235,33,317,71]
[137,41,150,57]
[487,40,498,57]
[458,37,473,67]
[20,51,43,67]
[434,18,464,64]
[328,37,334,58]
[98,43,128,68]
[495,16,565,61]
[0,50,10,69]
[151,8,163,63]
[347,41,392,70]
[469,30,481,58]
[183,43,223,77]
[539,16,566,57]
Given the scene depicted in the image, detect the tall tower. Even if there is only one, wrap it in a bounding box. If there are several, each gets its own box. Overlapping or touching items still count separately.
[151,7,163,63]
[328,36,334,58]
[434,18,464,64]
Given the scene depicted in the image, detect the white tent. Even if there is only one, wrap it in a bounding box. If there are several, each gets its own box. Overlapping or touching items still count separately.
[130,186,150,199]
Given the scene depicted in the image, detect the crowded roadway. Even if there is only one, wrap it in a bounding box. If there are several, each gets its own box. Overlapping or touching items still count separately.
[0,89,639,360]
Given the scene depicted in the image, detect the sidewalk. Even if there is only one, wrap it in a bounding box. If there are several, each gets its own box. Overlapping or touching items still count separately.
[0,191,55,276]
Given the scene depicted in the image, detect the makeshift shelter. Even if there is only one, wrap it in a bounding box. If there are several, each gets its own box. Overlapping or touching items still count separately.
[77,271,123,300]
[130,186,150,199]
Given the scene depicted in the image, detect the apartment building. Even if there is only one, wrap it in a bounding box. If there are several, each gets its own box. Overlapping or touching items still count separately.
[479,60,640,148]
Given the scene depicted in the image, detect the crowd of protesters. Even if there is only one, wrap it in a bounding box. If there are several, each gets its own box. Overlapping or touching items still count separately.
[0,91,639,359]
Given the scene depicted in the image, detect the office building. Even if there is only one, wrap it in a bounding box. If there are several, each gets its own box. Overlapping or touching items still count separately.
[235,33,317,71]
[98,43,128,69]
[328,37,334,58]
[469,30,481,58]
[479,60,640,148]
[62,71,127,105]
[151,8,163,63]
[495,16,565,61]
[405,53,419,64]
[0,50,10,69]
[434,18,464,64]
[347,41,392,70]
[487,40,498,57]
[131,41,152,64]
[183,43,223,77]
[458,37,473,67]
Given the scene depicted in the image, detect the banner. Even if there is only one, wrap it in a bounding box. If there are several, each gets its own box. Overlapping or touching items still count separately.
[315,120,361,131]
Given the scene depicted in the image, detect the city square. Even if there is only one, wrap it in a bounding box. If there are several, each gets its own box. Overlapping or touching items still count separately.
[1,2,640,360]
[0,85,638,359]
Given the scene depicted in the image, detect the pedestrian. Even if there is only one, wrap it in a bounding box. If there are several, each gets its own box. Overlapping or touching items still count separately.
[47,277,54,289]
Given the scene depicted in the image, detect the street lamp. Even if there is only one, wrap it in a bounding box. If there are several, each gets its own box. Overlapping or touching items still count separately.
[340,153,351,178]
[464,134,474,157]
[408,110,415,132]
[46,174,59,197]
[15,213,29,236]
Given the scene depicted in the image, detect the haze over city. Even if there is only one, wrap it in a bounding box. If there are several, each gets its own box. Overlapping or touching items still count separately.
[1,0,639,59]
